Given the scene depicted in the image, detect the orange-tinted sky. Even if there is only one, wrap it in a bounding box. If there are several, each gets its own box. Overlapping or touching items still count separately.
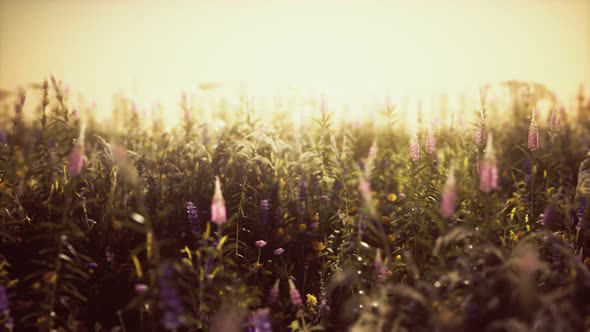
[1,0,589,114]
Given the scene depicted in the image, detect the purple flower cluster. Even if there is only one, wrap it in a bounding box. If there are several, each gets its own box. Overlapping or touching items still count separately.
[259,199,269,224]
[250,308,272,332]
[0,285,14,330]
[576,197,586,231]
[186,201,200,235]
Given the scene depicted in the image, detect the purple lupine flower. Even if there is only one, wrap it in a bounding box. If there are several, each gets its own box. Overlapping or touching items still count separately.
[186,201,200,235]
[426,127,436,155]
[576,197,587,231]
[318,299,330,317]
[204,241,217,280]
[0,285,14,330]
[251,308,272,332]
[159,263,185,330]
[479,134,498,193]
[268,279,280,304]
[211,176,227,225]
[288,279,302,305]
[0,285,9,312]
[528,109,539,151]
[67,144,84,177]
[440,163,457,219]
[298,179,307,214]
[410,134,420,162]
[259,200,269,224]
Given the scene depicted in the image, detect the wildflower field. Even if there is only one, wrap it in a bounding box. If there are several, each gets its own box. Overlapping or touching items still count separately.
[1,79,590,332]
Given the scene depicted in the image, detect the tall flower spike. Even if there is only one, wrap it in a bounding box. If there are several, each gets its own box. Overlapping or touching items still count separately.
[0,285,14,331]
[268,279,280,304]
[410,134,420,162]
[67,144,84,177]
[288,279,303,305]
[0,284,10,313]
[475,118,487,147]
[259,199,269,224]
[211,176,227,225]
[358,175,372,205]
[440,162,457,219]
[365,139,377,179]
[186,201,200,235]
[549,107,561,132]
[374,249,388,283]
[67,121,87,177]
[426,127,436,155]
[479,134,498,193]
[528,109,539,151]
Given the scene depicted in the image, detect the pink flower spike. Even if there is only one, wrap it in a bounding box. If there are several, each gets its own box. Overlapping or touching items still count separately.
[273,248,285,256]
[479,134,498,193]
[475,121,487,147]
[410,134,420,162]
[426,127,436,155]
[256,240,267,248]
[211,176,227,225]
[268,279,280,303]
[288,279,302,305]
[440,163,457,219]
[67,144,84,177]
[528,109,539,151]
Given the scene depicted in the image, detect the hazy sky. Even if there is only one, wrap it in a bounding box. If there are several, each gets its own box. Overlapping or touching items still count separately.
[1,0,589,111]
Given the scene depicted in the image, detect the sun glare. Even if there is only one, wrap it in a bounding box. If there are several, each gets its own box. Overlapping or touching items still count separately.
[0,0,589,130]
